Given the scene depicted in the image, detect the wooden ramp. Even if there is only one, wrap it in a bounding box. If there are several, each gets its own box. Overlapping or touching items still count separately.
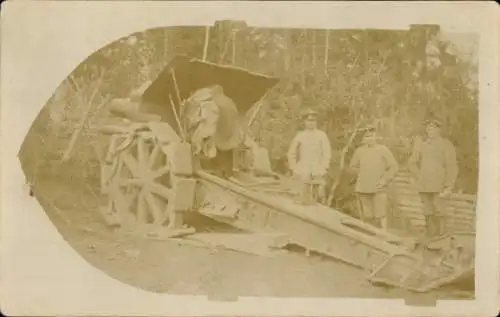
[196,171,417,271]
[195,170,475,293]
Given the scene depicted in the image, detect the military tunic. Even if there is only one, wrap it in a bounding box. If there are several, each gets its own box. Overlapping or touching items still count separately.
[287,129,331,180]
[349,143,399,220]
[408,137,458,193]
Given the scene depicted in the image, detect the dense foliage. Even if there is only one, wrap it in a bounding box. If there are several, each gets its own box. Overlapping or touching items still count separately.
[20,23,478,195]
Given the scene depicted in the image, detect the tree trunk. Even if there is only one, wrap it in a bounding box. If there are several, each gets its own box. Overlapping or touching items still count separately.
[324,29,330,70]
[61,73,105,162]
[283,29,291,72]
[203,26,210,61]
[232,31,236,65]
[312,30,317,68]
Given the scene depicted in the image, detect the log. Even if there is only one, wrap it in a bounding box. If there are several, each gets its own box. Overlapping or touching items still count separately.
[445,224,475,233]
[394,186,476,203]
[446,218,475,226]
[395,190,477,207]
[446,200,476,209]
[397,200,474,214]
[398,205,475,221]
[401,212,425,220]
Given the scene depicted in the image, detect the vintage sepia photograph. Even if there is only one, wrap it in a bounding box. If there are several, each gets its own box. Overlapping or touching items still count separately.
[3,1,498,315]
[18,20,479,301]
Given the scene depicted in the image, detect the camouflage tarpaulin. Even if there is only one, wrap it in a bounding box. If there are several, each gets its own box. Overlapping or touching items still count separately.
[140,55,280,134]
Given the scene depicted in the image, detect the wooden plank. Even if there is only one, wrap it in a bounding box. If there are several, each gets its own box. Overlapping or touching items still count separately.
[185,232,289,257]
[448,211,475,218]
[446,200,476,209]
[398,205,425,214]
[398,204,475,217]
[445,219,475,227]
[450,206,475,214]
[445,225,475,234]
[404,215,425,222]
[395,189,477,203]
[398,200,424,209]
[445,220,475,228]
[447,221,475,229]
[393,181,476,201]
[409,219,425,225]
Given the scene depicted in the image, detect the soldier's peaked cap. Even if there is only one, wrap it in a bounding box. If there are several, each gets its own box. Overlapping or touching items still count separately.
[359,123,376,132]
[300,108,319,118]
[425,118,442,127]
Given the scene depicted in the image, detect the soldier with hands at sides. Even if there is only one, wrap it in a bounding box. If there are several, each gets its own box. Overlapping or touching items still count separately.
[408,119,458,238]
[287,109,332,203]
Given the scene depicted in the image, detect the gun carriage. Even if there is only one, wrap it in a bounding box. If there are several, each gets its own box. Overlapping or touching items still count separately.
[98,55,474,293]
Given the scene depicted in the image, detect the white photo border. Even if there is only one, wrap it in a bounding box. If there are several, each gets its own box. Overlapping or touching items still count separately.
[1,1,499,316]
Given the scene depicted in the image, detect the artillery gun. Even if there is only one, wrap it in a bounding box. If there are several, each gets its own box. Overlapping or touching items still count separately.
[97,55,474,293]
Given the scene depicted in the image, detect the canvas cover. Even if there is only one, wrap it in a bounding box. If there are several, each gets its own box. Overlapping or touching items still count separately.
[140,55,280,134]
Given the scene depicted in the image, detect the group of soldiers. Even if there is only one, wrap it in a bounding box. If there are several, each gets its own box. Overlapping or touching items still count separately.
[287,109,458,238]
[117,80,458,239]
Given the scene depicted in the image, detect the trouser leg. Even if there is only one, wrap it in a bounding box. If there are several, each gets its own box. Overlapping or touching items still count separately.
[419,192,440,237]
[313,176,326,203]
[357,193,375,224]
[373,191,388,229]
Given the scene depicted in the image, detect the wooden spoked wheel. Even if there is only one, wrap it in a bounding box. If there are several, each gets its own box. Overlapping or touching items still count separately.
[101,131,176,230]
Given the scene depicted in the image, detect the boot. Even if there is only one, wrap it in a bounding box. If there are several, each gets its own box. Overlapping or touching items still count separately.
[431,215,442,237]
[425,215,440,238]
[425,216,434,238]
[380,217,388,231]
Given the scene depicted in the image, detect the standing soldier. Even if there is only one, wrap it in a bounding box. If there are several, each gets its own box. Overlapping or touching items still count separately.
[287,109,332,203]
[408,119,458,238]
[349,125,399,229]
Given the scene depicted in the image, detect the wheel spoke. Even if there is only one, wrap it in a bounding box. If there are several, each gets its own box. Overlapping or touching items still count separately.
[148,143,161,169]
[148,182,172,201]
[144,191,165,224]
[122,153,143,178]
[151,164,170,179]
[104,125,182,228]
[137,136,148,165]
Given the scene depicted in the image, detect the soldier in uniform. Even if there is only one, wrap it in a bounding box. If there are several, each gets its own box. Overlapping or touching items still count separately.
[408,119,458,238]
[349,125,399,229]
[287,109,332,202]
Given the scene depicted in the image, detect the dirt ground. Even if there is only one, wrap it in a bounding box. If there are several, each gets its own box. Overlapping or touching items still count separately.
[33,175,473,302]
